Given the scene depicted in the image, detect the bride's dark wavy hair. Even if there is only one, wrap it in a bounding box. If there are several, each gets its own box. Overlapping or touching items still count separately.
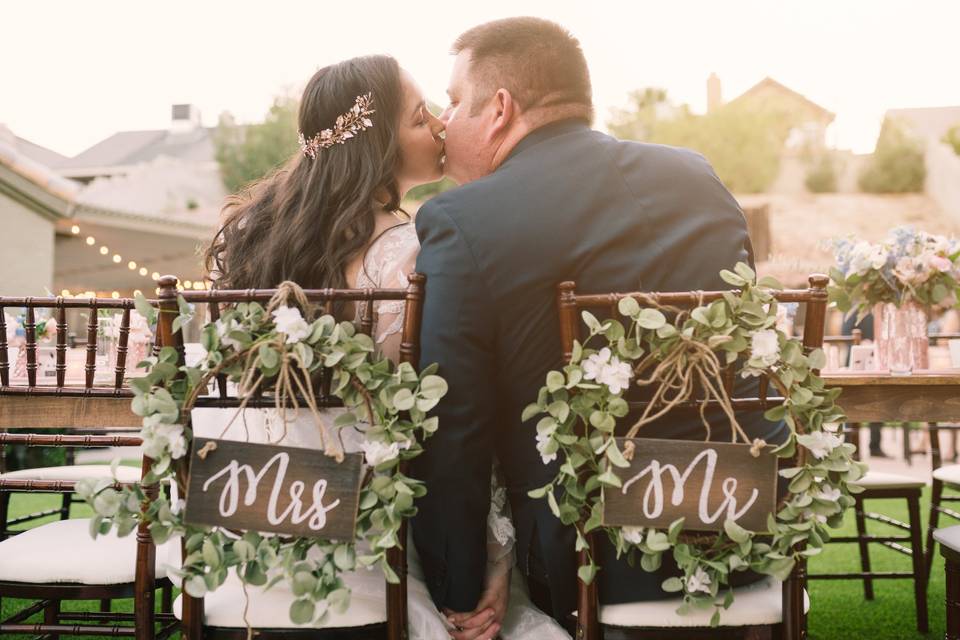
[204,55,404,290]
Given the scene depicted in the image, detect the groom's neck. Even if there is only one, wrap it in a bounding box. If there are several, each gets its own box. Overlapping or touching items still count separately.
[489,104,592,171]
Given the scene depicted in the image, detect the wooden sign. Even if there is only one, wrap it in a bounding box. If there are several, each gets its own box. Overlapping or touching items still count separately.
[184,438,364,540]
[602,437,778,532]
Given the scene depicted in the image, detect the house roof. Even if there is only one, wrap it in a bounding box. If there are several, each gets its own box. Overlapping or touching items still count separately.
[0,134,80,213]
[0,133,214,237]
[731,76,835,123]
[886,106,960,141]
[57,126,216,175]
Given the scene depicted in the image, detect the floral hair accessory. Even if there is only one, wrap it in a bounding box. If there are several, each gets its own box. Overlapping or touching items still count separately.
[298,93,375,159]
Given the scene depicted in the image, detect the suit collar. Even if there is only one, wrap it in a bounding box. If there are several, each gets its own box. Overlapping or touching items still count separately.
[504,118,590,163]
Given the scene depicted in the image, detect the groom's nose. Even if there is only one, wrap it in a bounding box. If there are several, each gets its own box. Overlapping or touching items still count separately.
[439,104,453,124]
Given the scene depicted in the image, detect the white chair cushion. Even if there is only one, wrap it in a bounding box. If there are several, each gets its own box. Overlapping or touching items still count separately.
[172,569,387,629]
[933,464,960,485]
[0,464,141,483]
[0,518,170,584]
[934,525,960,551]
[589,578,808,628]
[855,470,925,489]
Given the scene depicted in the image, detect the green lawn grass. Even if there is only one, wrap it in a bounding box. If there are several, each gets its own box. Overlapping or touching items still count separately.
[1,489,949,638]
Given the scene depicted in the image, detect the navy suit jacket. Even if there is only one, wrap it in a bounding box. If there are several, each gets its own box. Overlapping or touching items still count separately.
[410,119,777,614]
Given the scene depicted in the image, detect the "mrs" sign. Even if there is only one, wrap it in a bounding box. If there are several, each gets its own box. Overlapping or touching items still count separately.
[184,438,364,540]
[602,437,778,532]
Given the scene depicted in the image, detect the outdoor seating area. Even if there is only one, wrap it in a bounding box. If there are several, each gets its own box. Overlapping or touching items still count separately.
[1,268,960,639]
[4,5,960,639]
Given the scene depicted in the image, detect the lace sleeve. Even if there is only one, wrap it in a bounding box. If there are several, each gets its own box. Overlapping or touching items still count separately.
[486,463,516,580]
[356,224,419,362]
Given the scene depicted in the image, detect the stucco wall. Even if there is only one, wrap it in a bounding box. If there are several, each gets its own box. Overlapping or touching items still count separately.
[0,194,55,296]
[926,142,960,223]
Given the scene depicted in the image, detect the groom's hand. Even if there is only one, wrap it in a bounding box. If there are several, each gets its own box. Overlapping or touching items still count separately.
[443,607,499,640]
[444,568,510,640]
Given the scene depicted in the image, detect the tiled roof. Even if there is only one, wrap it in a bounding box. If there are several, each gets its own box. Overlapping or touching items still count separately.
[57,127,215,172]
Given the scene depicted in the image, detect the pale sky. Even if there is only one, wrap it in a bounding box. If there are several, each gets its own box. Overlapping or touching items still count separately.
[2,0,957,157]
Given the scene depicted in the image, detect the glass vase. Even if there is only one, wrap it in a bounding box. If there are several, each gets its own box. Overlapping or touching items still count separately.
[873,301,929,375]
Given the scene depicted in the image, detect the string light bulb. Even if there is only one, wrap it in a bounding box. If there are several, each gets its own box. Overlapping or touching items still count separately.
[112,254,122,263]
[85,236,95,245]
[71,225,80,234]
[128,261,137,270]
[99,246,109,255]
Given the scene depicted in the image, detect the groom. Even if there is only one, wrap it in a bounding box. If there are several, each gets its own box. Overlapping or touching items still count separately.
[411,16,774,635]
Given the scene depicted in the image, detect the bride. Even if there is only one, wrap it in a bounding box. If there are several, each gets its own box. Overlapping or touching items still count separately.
[201,55,569,640]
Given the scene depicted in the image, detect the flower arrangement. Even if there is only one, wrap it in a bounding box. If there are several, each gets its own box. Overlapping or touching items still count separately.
[525,263,864,625]
[78,286,447,627]
[829,226,960,318]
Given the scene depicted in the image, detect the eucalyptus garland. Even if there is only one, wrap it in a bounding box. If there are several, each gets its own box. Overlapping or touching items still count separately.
[78,287,447,627]
[524,263,865,625]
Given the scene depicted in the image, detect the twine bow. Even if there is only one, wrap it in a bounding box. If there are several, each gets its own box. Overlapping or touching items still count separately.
[183,281,344,462]
[619,296,757,461]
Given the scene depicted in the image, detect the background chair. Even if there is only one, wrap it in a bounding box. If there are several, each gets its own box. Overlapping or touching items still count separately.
[155,273,425,640]
[556,274,829,640]
[818,332,931,633]
[934,524,960,640]
[0,293,174,639]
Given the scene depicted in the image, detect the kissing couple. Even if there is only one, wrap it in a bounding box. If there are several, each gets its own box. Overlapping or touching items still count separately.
[203,16,773,640]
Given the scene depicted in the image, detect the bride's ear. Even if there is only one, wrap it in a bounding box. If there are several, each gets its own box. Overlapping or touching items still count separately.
[486,88,517,142]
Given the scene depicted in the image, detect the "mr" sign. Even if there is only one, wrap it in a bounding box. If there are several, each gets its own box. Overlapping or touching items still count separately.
[602,437,778,532]
[184,438,364,540]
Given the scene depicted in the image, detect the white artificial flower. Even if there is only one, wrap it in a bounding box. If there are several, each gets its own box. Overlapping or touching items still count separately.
[169,434,188,459]
[215,318,244,351]
[750,329,780,366]
[929,254,953,273]
[621,526,645,545]
[360,439,401,467]
[535,430,557,465]
[868,245,888,271]
[814,486,842,502]
[599,356,632,394]
[582,348,612,382]
[803,431,843,460]
[846,241,874,276]
[271,306,311,344]
[142,423,185,459]
[894,256,932,286]
[685,567,712,595]
[802,509,829,524]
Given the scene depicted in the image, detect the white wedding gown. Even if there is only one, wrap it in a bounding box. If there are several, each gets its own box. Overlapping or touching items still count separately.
[191,223,570,639]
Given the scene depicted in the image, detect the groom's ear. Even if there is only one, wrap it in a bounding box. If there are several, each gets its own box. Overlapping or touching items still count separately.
[486,88,517,141]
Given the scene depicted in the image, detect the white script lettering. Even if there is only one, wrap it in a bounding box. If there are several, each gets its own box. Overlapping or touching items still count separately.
[201,453,341,531]
[620,449,758,525]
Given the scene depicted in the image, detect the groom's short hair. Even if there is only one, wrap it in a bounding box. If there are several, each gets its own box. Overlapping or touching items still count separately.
[453,17,593,121]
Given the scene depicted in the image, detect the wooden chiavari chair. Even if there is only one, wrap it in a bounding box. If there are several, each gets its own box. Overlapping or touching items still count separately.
[155,274,425,640]
[0,294,175,639]
[557,275,829,640]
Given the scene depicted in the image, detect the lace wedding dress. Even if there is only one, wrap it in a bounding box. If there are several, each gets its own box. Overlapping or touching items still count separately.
[191,223,569,639]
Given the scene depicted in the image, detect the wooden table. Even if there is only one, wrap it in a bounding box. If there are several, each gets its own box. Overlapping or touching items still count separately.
[824,372,960,423]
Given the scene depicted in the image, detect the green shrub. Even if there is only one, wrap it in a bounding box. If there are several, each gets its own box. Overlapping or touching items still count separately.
[213,96,299,194]
[858,118,926,193]
[608,88,796,193]
[944,125,960,156]
[805,154,838,193]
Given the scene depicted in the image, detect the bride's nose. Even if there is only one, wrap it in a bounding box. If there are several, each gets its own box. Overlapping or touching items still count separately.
[429,113,445,141]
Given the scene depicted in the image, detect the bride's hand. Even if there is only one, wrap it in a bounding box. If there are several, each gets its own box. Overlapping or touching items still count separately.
[444,569,510,640]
